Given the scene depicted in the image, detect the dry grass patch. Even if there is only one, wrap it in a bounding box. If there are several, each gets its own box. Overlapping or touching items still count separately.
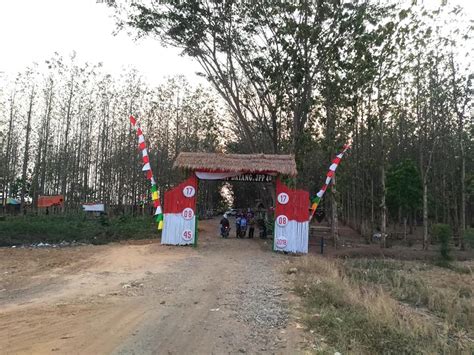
[287,256,473,354]
[343,259,473,331]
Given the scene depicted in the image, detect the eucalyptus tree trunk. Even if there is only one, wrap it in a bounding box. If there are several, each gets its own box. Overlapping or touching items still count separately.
[460,144,466,250]
[20,85,36,213]
[380,167,387,248]
[422,181,429,249]
[39,80,54,203]
[403,217,407,241]
[2,90,16,213]
[61,74,75,211]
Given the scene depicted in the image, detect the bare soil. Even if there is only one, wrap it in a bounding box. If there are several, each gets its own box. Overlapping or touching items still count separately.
[0,218,303,355]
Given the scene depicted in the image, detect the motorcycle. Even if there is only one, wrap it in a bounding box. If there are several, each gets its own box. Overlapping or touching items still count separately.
[221,225,230,238]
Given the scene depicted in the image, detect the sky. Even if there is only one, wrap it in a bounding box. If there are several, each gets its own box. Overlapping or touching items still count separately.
[0,0,203,86]
[0,0,472,87]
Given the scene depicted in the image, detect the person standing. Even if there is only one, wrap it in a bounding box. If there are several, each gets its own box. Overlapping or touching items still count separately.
[239,214,248,238]
[258,218,267,239]
[248,215,255,238]
[235,214,242,238]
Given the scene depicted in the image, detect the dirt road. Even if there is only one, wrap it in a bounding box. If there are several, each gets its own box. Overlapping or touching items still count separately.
[0,218,304,354]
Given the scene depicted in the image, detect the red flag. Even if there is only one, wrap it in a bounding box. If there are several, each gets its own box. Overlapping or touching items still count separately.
[139,142,146,150]
[143,155,150,164]
[146,170,153,180]
[129,115,137,126]
[153,200,160,208]
[137,128,143,136]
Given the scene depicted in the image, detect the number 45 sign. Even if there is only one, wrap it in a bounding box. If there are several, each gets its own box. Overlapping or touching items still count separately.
[182,229,193,242]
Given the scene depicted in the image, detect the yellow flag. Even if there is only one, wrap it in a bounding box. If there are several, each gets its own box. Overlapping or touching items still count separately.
[152,191,159,201]
[157,220,164,230]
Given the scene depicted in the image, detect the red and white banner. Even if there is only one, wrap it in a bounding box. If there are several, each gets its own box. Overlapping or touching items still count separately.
[274,179,309,253]
[161,175,198,245]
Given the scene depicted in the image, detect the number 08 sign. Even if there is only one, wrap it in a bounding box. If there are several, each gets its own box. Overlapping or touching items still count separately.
[182,208,194,220]
[276,215,289,227]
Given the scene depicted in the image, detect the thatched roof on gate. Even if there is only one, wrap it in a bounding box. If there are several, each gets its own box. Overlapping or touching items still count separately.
[174,152,298,176]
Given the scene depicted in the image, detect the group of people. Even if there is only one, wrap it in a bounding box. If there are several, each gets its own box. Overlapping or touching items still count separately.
[234,211,255,238]
[220,209,267,239]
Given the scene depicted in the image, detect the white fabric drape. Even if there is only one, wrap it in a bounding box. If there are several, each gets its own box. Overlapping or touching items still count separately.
[195,171,239,180]
[274,220,309,253]
[161,213,196,245]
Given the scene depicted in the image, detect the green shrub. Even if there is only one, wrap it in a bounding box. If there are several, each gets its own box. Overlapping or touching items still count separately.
[432,224,452,261]
[464,228,474,249]
[0,214,157,246]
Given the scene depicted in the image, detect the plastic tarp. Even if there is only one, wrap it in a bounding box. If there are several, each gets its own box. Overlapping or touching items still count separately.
[82,203,105,212]
[38,195,64,208]
[1,198,20,205]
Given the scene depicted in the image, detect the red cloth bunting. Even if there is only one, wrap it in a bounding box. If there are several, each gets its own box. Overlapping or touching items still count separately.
[146,170,153,180]
[139,142,146,150]
[143,155,149,164]
[129,115,136,126]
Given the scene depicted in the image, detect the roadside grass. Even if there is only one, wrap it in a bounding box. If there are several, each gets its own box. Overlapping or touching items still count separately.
[288,257,473,354]
[343,259,473,330]
[0,214,158,246]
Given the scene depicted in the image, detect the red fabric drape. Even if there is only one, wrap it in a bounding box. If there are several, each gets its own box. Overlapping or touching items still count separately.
[164,175,198,214]
[275,179,309,222]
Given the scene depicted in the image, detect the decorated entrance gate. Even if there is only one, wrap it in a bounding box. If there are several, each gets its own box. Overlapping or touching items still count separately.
[129,116,351,254]
[161,152,310,254]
